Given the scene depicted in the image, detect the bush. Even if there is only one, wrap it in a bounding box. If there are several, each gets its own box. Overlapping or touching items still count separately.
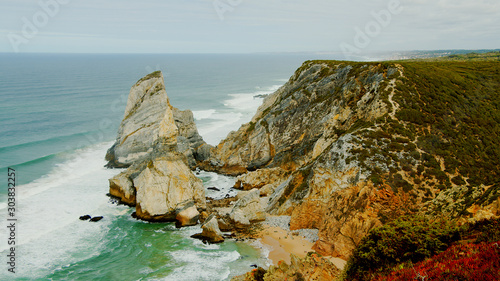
[344,215,459,280]
[374,242,500,281]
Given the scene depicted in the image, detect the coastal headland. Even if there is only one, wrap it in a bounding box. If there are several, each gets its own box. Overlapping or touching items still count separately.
[105,52,500,280]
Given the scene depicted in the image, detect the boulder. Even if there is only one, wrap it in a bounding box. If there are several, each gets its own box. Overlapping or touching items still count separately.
[192,213,225,243]
[89,216,103,222]
[234,168,287,191]
[133,155,205,222]
[260,184,276,197]
[108,168,139,206]
[175,201,200,228]
[229,189,266,226]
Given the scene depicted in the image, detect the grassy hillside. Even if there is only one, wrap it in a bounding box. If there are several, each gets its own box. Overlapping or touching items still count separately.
[300,56,500,217]
[226,52,500,280]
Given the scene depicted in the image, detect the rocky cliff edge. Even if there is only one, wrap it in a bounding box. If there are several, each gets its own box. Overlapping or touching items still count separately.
[201,60,500,259]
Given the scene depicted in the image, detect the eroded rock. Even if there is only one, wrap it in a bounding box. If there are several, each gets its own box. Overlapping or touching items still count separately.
[192,213,225,244]
[230,189,266,226]
[106,71,207,223]
[175,200,200,228]
[134,155,205,222]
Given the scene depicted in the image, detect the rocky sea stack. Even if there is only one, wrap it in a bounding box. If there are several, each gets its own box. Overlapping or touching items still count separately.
[106,71,207,222]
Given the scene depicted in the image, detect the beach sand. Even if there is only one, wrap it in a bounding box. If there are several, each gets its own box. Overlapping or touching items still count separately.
[257,220,347,270]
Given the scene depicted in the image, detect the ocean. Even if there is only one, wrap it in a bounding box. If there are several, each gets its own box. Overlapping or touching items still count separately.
[0,53,340,280]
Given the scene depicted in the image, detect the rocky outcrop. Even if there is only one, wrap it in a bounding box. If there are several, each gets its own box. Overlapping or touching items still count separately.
[232,252,340,281]
[175,201,200,228]
[133,155,205,221]
[234,167,287,192]
[106,71,207,169]
[201,63,389,175]
[172,107,206,168]
[106,71,206,223]
[105,71,175,168]
[191,213,225,243]
[229,189,266,226]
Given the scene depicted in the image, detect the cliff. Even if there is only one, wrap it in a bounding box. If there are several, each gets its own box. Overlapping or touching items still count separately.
[201,59,500,258]
[106,71,206,222]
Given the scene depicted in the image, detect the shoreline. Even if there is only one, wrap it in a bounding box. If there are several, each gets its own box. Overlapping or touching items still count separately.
[250,216,347,271]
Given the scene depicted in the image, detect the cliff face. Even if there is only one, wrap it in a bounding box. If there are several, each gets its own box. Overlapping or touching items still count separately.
[201,60,500,258]
[107,71,206,222]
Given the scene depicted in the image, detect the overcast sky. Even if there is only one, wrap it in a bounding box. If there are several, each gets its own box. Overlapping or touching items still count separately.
[0,0,498,54]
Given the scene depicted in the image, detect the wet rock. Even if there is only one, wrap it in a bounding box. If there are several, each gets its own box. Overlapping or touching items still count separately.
[89,216,103,222]
[175,200,200,228]
[191,213,224,244]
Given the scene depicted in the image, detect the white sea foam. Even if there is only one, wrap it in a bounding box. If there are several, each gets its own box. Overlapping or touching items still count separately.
[250,239,273,268]
[197,170,237,200]
[192,109,217,120]
[197,84,283,145]
[0,142,124,279]
[165,250,239,281]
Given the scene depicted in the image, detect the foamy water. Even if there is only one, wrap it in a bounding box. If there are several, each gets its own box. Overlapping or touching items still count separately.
[0,53,318,280]
[0,142,266,280]
[194,84,282,145]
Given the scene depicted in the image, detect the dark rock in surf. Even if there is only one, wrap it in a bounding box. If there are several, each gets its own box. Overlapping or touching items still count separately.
[89,216,104,222]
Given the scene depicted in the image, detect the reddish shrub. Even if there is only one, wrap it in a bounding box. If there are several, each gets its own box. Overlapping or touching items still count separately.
[375,242,500,281]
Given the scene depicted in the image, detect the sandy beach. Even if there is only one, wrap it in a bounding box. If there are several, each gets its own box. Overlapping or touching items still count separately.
[257,216,347,270]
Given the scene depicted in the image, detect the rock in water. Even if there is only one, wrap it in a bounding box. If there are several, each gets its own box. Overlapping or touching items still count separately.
[106,71,174,168]
[79,215,91,221]
[106,71,207,169]
[191,213,225,244]
[89,216,103,222]
[108,167,138,206]
[133,155,205,222]
[106,71,206,223]
[175,200,200,228]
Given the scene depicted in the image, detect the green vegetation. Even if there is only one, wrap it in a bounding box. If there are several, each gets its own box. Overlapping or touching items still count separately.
[413,51,500,62]
[343,215,459,280]
[374,242,500,281]
[135,70,162,85]
[290,54,500,214]
[342,216,500,281]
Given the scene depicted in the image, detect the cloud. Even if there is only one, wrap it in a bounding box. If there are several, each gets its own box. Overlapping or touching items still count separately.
[0,0,498,53]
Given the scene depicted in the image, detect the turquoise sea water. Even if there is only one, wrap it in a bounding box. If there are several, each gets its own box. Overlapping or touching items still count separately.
[0,53,339,280]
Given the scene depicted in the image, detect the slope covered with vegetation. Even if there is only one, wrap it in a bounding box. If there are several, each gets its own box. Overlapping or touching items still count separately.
[210,52,500,280]
[342,216,500,280]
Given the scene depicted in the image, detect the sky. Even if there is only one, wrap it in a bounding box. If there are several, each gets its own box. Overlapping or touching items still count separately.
[0,0,498,54]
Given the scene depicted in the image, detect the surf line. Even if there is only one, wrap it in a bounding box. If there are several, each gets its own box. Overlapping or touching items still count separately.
[6,167,17,274]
